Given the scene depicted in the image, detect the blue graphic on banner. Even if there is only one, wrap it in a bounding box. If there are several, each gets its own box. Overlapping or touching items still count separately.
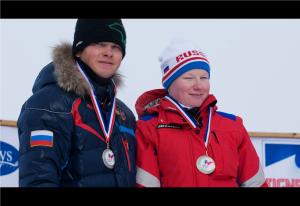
[265,143,300,168]
[0,141,19,176]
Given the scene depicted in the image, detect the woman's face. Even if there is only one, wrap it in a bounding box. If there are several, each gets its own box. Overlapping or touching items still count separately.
[168,69,210,107]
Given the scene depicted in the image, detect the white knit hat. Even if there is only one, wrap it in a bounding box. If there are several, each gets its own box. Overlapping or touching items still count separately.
[159,38,210,89]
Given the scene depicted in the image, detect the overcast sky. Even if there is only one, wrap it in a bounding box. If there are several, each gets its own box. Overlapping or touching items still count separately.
[1,19,300,133]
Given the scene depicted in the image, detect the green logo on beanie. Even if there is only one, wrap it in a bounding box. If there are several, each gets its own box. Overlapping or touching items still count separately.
[108,22,126,45]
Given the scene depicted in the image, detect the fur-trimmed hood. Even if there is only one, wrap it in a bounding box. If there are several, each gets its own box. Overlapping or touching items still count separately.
[32,42,123,97]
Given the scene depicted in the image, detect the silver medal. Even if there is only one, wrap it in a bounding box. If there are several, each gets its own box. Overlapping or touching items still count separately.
[102,148,115,169]
[196,155,215,174]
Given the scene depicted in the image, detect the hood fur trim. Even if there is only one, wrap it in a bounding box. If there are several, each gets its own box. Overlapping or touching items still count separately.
[52,42,123,97]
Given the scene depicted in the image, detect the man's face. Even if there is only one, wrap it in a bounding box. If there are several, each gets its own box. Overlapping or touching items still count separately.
[76,42,123,78]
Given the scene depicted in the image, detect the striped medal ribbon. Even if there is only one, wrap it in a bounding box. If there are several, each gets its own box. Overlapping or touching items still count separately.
[76,62,116,169]
[165,95,215,174]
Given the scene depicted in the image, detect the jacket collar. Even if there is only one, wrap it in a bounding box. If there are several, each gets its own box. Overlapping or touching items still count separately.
[135,88,218,126]
[52,42,123,97]
[159,94,217,126]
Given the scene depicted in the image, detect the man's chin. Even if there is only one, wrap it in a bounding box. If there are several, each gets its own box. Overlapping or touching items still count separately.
[96,70,115,79]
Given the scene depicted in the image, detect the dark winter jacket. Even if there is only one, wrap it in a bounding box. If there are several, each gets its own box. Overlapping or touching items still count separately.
[17,43,136,187]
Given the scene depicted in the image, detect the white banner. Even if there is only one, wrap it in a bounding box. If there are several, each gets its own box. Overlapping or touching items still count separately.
[0,124,19,187]
[251,136,300,187]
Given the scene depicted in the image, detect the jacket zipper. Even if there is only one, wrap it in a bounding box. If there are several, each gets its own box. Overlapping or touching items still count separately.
[121,138,131,172]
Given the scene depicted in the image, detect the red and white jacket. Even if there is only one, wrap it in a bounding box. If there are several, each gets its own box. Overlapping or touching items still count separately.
[135,89,268,187]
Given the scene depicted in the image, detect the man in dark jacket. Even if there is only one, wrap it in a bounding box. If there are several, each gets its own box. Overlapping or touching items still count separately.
[17,19,136,187]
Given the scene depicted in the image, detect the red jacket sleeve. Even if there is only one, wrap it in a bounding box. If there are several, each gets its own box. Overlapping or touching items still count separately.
[135,120,161,187]
[236,117,268,187]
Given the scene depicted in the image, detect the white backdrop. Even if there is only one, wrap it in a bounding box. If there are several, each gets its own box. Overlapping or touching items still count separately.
[1,19,300,133]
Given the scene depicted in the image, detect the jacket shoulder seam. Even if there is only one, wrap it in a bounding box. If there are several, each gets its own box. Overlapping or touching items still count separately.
[23,107,72,115]
[216,111,237,121]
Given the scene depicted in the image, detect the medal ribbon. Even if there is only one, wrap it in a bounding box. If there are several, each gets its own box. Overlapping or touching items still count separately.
[165,95,198,128]
[204,107,212,149]
[76,62,116,145]
[165,95,212,148]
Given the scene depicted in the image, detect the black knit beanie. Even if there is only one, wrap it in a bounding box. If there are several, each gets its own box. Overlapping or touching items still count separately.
[72,19,126,57]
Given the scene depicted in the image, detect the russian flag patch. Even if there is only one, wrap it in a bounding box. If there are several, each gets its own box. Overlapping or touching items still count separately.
[30,130,54,147]
[163,66,169,74]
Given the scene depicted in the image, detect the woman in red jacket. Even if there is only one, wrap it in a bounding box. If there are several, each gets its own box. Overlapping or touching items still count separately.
[135,38,267,187]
